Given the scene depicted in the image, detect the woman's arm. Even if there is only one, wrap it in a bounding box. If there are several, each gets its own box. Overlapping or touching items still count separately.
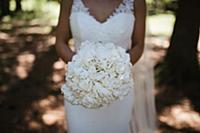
[127,0,147,65]
[55,0,75,63]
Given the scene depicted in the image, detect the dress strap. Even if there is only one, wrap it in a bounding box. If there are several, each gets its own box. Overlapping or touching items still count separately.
[71,0,134,14]
[115,0,134,14]
[71,0,88,12]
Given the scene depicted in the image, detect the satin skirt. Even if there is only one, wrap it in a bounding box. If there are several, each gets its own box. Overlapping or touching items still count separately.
[64,88,134,133]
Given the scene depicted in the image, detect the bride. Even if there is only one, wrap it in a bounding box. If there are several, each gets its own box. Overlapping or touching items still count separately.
[55,0,157,133]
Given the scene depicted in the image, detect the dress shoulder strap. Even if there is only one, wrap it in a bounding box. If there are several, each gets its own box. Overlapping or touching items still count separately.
[107,0,135,16]
[71,0,134,14]
[71,0,88,12]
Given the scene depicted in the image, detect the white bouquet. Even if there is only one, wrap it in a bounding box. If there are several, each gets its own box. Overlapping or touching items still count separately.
[61,40,134,108]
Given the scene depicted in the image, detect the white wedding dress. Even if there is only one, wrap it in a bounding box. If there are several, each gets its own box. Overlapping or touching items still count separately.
[63,0,157,133]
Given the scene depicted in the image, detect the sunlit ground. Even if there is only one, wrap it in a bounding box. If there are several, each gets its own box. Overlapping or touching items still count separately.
[160,98,200,131]
[147,14,175,37]
[0,4,200,133]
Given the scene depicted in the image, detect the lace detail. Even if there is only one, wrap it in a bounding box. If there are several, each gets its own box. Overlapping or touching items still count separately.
[69,0,135,50]
[71,0,88,12]
[115,0,134,14]
[71,0,134,23]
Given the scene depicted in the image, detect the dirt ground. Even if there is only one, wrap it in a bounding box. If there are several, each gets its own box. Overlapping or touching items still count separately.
[0,18,200,133]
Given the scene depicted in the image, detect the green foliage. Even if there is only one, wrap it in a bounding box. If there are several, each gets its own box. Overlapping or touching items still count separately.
[21,0,47,11]
[9,0,59,12]
[1,0,59,24]
[147,0,178,15]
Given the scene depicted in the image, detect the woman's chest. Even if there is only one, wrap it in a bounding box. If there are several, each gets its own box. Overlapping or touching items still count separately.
[70,12,134,37]
[69,0,135,45]
[69,13,135,50]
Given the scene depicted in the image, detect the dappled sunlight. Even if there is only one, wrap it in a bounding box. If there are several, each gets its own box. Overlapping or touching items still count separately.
[22,95,66,132]
[0,32,10,40]
[16,26,52,35]
[38,95,57,109]
[25,35,34,42]
[34,36,55,52]
[147,14,175,36]
[42,109,65,126]
[0,85,9,93]
[52,72,64,83]
[0,34,17,44]
[25,95,66,130]
[51,60,66,91]
[35,41,48,52]
[47,36,56,46]
[159,98,200,132]
[15,52,36,79]
[0,3,65,133]
[15,65,28,79]
[0,23,13,30]
[28,120,42,130]
[147,36,170,49]
[146,37,168,64]
[53,60,66,70]
[17,52,36,64]
[29,19,55,27]
[38,96,65,126]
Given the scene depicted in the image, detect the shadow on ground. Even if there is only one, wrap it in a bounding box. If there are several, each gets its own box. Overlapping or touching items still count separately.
[0,16,67,133]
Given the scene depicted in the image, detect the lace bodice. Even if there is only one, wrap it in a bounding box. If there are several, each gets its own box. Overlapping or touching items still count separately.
[69,0,135,51]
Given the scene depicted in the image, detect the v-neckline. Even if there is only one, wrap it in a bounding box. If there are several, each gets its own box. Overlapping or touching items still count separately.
[80,0,125,25]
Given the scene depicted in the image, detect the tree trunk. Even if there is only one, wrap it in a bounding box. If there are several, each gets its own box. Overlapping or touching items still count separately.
[0,0,10,16]
[15,0,22,12]
[156,0,200,86]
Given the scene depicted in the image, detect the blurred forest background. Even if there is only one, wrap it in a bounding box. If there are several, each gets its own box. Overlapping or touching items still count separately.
[0,0,199,133]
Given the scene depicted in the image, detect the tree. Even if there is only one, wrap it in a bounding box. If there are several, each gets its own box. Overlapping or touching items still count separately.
[0,0,22,17]
[15,0,22,12]
[0,0,10,16]
[156,0,200,86]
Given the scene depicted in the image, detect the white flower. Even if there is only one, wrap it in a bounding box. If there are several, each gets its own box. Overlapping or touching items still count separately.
[61,40,134,109]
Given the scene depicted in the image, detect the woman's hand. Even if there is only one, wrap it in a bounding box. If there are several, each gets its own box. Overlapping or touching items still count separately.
[126,49,135,65]
[68,50,76,62]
